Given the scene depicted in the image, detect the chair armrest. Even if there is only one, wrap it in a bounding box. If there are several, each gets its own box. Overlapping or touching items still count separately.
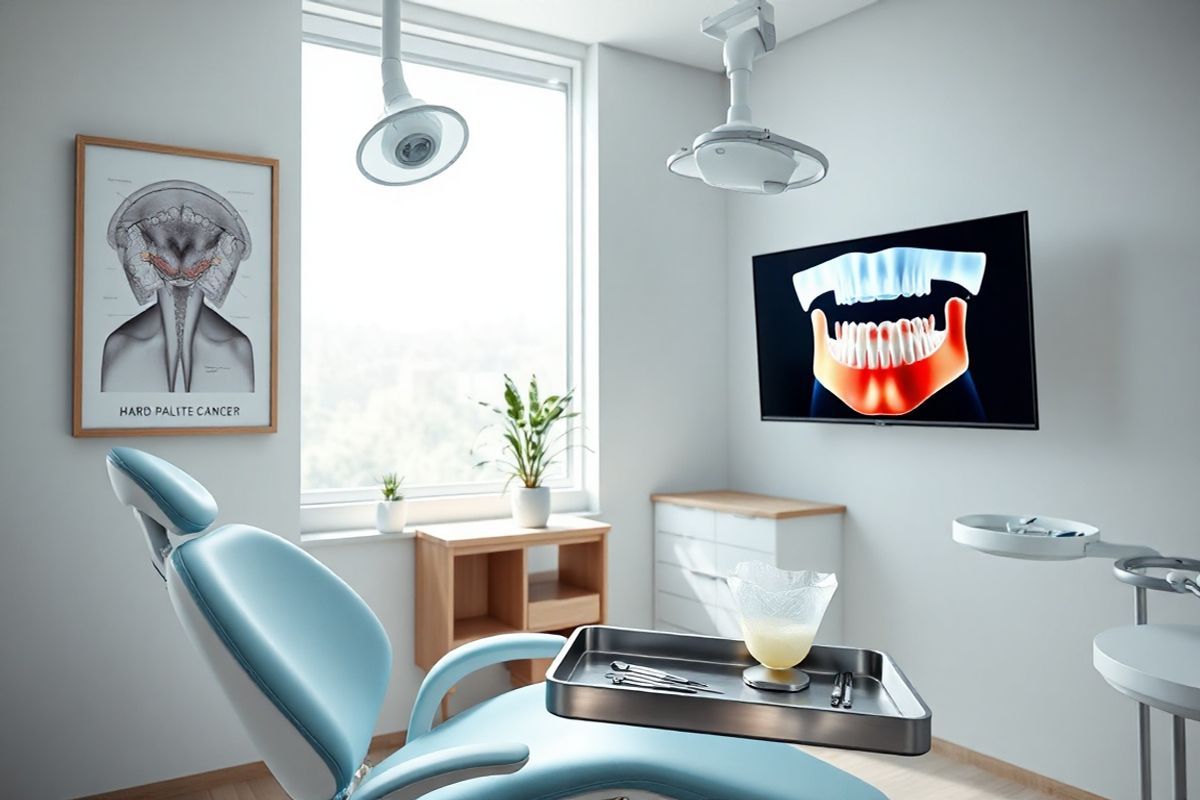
[351,743,529,800]
[408,633,566,739]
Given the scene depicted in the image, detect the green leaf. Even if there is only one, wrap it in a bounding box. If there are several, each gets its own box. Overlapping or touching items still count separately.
[473,375,589,488]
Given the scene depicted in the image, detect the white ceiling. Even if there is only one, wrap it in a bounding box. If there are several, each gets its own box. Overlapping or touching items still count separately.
[403,0,878,72]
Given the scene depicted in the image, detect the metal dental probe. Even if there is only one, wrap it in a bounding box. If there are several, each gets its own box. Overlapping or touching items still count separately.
[606,669,724,694]
[610,660,713,688]
[605,673,698,694]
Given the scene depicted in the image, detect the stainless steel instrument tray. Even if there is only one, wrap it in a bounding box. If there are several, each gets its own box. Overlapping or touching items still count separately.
[545,625,931,756]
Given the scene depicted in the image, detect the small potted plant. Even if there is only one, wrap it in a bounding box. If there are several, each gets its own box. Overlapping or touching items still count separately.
[475,374,582,528]
[375,473,407,534]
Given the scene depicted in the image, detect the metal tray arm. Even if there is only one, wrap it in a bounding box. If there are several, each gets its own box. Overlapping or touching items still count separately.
[407,632,567,740]
[350,742,529,800]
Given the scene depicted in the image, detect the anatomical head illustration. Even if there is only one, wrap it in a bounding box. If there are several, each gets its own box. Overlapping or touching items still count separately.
[792,247,987,416]
[101,181,254,393]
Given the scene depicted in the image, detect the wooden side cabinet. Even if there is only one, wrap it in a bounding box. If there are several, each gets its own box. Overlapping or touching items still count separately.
[414,515,609,688]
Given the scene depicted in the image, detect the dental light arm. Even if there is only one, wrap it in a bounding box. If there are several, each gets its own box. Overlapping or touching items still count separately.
[350,743,529,800]
[702,0,777,125]
[380,0,410,108]
[407,633,567,740]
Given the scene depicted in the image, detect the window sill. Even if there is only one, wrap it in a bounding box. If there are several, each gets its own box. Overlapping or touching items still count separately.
[300,487,597,548]
[301,527,416,549]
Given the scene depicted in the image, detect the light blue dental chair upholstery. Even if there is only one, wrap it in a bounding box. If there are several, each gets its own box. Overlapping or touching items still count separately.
[107,447,887,800]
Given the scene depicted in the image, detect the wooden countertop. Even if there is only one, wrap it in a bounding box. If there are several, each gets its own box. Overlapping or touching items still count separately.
[651,490,845,520]
[415,514,610,549]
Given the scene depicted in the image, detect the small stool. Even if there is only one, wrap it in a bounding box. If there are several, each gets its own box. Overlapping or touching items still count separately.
[1094,624,1199,800]
[1104,556,1200,800]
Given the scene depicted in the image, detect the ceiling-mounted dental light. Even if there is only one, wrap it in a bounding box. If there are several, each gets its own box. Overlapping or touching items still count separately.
[667,0,828,195]
[357,0,468,185]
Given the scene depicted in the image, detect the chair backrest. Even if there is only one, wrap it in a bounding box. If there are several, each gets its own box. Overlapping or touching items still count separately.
[108,449,392,800]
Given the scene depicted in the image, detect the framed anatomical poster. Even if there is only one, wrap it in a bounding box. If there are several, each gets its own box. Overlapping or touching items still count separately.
[73,135,278,436]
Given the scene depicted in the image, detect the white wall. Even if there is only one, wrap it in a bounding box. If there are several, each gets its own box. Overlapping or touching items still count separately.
[0,2,727,793]
[724,1,1200,797]
[0,1,301,797]
[589,44,729,628]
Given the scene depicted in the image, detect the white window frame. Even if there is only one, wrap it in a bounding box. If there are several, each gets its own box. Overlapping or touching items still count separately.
[299,4,594,536]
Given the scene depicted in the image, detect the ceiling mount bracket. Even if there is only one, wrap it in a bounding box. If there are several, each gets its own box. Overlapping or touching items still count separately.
[701,0,777,52]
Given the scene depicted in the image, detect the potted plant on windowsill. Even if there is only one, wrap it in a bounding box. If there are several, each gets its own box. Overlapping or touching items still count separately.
[375,473,407,534]
[475,374,582,528]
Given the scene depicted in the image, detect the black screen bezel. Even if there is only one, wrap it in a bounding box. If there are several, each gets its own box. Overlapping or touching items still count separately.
[751,211,1039,430]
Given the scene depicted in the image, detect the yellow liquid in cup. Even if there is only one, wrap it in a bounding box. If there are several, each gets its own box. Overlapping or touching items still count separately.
[740,619,818,669]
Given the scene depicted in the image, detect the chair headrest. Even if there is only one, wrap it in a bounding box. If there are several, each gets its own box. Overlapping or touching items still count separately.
[106,447,218,535]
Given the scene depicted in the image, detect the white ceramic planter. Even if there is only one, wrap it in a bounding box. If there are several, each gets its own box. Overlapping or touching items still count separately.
[375,499,408,534]
[511,486,551,528]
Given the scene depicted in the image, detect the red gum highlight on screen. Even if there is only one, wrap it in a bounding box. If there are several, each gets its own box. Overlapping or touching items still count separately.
[810,297,970,416]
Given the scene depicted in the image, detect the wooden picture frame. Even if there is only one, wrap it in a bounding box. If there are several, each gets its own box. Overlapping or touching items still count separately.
[73,135,279,436]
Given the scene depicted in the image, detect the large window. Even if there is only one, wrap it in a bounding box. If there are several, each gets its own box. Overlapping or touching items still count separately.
[301,10,585,518]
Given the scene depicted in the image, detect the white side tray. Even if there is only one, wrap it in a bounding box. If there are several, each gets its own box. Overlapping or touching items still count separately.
[952,514,1100,561]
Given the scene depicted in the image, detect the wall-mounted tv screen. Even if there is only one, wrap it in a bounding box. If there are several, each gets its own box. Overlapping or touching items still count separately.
[752,211,1038,429]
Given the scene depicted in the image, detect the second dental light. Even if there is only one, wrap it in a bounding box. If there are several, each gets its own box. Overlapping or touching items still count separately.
[357,0,468,185]
[667,0,828,195]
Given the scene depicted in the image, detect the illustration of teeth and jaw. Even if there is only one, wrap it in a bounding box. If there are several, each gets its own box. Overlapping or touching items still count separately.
[103,181,253,393]
[792,247,987,415]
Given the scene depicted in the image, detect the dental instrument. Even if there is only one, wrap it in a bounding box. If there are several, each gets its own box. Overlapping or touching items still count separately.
[605,674,699,694]
[609,660,711,688]
[841,672,854,710]
[831,671,845,707]
[107,446,893,800]
[606,669,724,695]
[1004,516,1084,537]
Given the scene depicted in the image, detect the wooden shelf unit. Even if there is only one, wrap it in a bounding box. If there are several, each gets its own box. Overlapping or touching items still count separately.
[528,572,600,632]
[415,515,610,687]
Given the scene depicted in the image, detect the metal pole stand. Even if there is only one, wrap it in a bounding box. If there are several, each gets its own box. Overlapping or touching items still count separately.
[1115,557,1200,800]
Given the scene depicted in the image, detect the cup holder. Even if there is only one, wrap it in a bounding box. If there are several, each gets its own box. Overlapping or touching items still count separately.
[1113,556,1200,593]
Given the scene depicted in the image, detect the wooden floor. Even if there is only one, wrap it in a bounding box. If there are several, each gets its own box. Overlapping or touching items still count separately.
[800,746,1068,799]
[158,744,1064,800]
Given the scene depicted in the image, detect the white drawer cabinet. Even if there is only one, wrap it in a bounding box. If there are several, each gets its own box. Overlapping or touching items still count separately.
[716,513,776,553]
[656,589,741,638]
[656,562,723,607]
[655,532,718,575]
[652,491,845,645]
[656,503,716,540]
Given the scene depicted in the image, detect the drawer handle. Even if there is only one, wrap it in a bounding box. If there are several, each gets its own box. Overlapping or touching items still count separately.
[680,566,722,581]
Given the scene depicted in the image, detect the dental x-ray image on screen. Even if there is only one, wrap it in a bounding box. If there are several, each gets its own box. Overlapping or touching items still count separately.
[752,211,1038,428]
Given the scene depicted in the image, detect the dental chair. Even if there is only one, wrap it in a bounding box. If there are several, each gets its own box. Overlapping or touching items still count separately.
[106,446,887,800]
